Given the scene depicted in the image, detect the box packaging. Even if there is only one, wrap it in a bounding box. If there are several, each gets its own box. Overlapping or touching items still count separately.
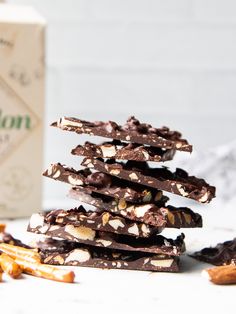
[0,4,46,218]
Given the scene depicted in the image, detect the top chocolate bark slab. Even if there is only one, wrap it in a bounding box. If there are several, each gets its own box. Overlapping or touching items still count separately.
[81,158,216,204]
[52,116,192,152]
[71,140,176,162]
[190,238,236,266]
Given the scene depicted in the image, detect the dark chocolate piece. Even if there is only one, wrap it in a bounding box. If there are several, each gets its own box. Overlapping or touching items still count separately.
[190,239,236,266]
[38,238,180,272]
[81,158,216,204]
[43,163,168,204]
[27,219,185,256]
[69,188,202,229]
[69,188,168,227]
[52,116,192,152]
[72,140,176,162]
[29,207,163,238]
[166,206,202,228]
[0,232,31,249]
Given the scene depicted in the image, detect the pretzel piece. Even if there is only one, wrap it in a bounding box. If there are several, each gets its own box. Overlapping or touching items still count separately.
[0,224,6,233]
[0,243,75,283]
[0,253,22,279]
[203,265,236,285]
[0,266,3,282]
[14,257,75,283]
[0,243,40,263]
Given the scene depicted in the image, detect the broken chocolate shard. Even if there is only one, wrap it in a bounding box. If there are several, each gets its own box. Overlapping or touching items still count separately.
[0,232,31,249]
[81,158,216,204]
[43,163,89,186]
[27,218,185,256]
[52,116,192,152]
[38,238,180,272]
[43,163,168,205]
[30,207,163,238]
[166,206,202,228]
[190,238,236,266]
[69,188,202,229]
[69,188,168,227]
[72,140,176,162]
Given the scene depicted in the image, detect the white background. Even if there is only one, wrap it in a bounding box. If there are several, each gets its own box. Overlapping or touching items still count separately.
[6,0,236,204]
[4,0,236,207]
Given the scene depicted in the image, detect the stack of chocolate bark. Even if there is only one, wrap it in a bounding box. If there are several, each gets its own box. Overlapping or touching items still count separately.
[28,116,215,272]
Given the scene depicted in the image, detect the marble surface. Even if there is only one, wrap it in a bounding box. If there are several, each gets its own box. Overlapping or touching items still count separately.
[0,212,235,314]
[1,141,236,313]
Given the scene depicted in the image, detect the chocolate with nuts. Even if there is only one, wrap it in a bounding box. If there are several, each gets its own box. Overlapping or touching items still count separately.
[30,207,163,238]
[81,158,216,204]
[69,188,202,229]
[52,116,192,152]
[0,232,31,249]
[72,140,176,162]
[69,188,168,227]
[38,238,180,272]
[43,163,168,204]
[27,219,185,256]
[190,238,236,266]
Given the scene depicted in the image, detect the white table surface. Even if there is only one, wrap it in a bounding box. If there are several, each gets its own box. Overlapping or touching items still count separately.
[1,142,236,313]
[0,202,235,314]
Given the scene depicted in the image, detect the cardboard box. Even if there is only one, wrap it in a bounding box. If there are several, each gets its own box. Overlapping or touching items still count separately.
[0,4,45,218]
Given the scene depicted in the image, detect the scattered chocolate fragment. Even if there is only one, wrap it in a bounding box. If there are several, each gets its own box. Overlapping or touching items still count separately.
[38,238,180,272]
[81,158,216,204]
[27,219,185,256]
[52,116,192,152]
[72,140,176,162]
[0,233,31,249]
[69,188,202,229]
[30,207,163,238]
[43,163,168,205]
[190,238,236,266]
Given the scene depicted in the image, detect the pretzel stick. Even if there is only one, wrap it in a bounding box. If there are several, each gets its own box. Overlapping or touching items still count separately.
[0,243,75,283]
[0,243,40,263]
[0,253,22,279]
[14,257,75,283]
[203,265,236,285]
[0,266,3,282]
[0,224,6,233]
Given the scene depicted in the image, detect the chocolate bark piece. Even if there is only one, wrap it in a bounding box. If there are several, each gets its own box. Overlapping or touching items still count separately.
[190,239,236,266]
[27,219,185,256]
[38,239,180,272]
[81,158,216,204]
[43,163,90,187]
[166,206,202,228]
[52,116,192,152]
[69,188,168,227]
[69,188,202,229]
[0,232,31,249]
[29,207,163,238]
[72,140,176,162]
[43,163,168,204]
